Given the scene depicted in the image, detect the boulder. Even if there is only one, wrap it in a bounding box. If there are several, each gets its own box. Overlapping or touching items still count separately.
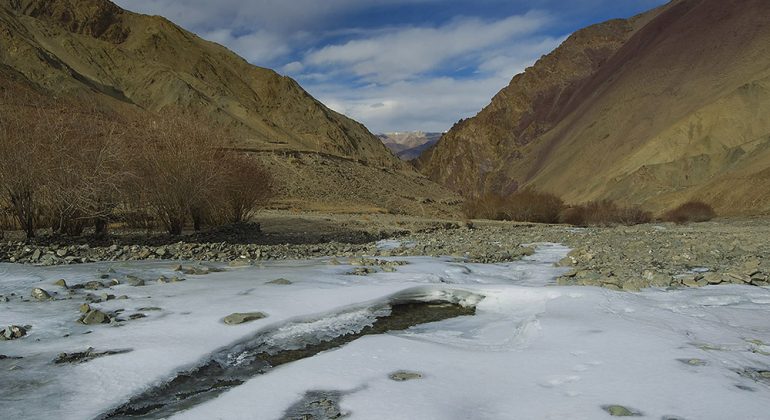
[31,288,51,300]
[223,312,267,325]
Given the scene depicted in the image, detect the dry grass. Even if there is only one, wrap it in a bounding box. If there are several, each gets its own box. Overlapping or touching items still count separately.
[661,200,716,224]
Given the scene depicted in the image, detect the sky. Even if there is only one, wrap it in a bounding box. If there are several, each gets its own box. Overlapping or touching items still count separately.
[114,0,668,133]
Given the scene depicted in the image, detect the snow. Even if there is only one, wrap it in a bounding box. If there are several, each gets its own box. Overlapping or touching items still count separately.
[1,243,769,420]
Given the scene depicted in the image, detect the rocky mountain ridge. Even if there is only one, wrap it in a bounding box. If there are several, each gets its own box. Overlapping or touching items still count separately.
[0,0,463,216]
[0,0,397,166]
[420,0,770,215]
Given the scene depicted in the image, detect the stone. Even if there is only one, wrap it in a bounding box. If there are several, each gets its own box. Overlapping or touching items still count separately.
[602,405,641,417]
[126,276,145,287]
[80,309,109,325]
[53,279,68,288]
[84,281,105,290]
[703,272,723,285]
[79,303,91,313]
[223,312,267,325]
[31,288,51,300]
[228,259,252,267]
[388,370,423,381]
[1,325,27,340]
[267,278,292,285]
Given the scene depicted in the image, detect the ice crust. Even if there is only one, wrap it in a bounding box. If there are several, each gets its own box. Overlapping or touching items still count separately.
[1,243,769,420]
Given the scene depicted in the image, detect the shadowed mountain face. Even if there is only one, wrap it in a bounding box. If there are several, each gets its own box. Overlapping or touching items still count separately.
[419,0,770,215]
[0,0,397,166]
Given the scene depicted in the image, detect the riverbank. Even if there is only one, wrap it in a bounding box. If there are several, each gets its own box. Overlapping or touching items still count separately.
[1,212,768,291]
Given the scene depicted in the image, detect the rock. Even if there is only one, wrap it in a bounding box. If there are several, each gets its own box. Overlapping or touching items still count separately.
[129,313,146,320]
[31,288,51,300]
[228,259,252,267]
[0,325,27,340]
[80,309,110,325]
[54,347,131,364]
[703,272,724,285]
[267,278,292,285]
[602,405,641,417]
[79,303,91,313]
[172,264,183,271]
[126,276,145,287]
[223,312,267,325]
[682,275,707,288]
[53,279,68,288]
[388,370,423,381]
[84,281,105,290]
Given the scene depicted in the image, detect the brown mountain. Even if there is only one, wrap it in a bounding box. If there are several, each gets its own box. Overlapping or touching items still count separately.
[0,0,397,164]
[419,0,770,216]
[0,0,461,216]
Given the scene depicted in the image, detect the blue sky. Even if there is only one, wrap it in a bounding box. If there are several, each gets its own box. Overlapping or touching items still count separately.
[114,0,668,133]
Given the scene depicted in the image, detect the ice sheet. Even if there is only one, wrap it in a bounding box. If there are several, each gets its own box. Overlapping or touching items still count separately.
[1,244,769,420]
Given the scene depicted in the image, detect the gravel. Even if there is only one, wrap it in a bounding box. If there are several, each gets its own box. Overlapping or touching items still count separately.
[1,217,768,291]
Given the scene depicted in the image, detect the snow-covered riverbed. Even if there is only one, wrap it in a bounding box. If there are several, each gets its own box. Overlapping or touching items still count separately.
[1,243,769,419]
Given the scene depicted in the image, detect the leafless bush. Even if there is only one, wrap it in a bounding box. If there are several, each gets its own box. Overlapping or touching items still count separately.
[462,190,564,223]
[214,153,273,224]
[661,200,716,224]
[131,111,225,234]
[462,193,506,220]
[560,200,652,226]
[0,86,59,238]
[499,189,564,223]
[46,108,134,236]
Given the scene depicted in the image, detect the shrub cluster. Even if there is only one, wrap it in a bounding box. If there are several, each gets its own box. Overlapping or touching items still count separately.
[463,192,652,226]
[661,201,716,224]
[463,189,564,223]
[560,200,652,227]
[0,85,272,238]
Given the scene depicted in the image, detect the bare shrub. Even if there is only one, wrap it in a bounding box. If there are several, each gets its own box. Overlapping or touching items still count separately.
[560,200,652,226]
[462,190,564,223]
[0,86,59,238]
[661,200,716,224]
[133,110,230,235]
[499,189,563,223]
[46,109,134,236]
[462,193,506,220]
[214,153,273,224]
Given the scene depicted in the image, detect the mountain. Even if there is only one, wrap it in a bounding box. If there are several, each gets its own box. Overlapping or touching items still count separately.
[378,132,442,161]
[419,0,770,216]
[0,0,461,216]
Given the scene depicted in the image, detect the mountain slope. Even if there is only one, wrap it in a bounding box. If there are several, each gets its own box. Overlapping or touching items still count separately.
[0,0,464,216]
[420,0,770,215]
[0,0,397,166]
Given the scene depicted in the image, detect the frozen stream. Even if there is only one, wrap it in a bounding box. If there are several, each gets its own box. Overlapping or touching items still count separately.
[1,243,770,419]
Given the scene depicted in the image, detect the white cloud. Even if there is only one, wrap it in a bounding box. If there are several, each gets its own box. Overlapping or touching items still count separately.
[203,29,291,64]
[114,0,445,33]
[304,12,552,83]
